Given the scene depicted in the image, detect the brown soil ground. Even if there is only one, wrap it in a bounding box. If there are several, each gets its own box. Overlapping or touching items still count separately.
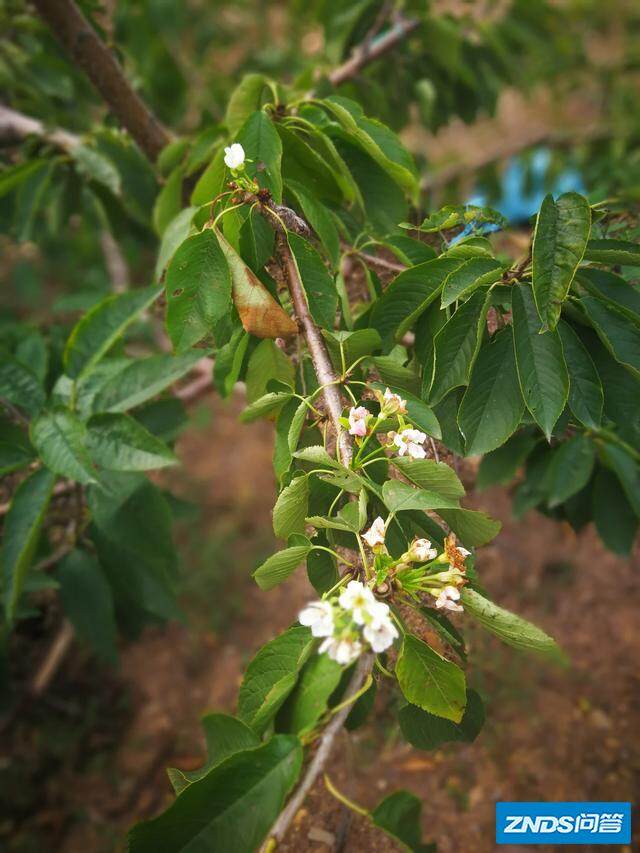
[3,392,639,853]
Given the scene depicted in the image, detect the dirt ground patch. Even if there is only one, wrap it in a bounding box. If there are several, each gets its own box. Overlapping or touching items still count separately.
[3,392,639,852]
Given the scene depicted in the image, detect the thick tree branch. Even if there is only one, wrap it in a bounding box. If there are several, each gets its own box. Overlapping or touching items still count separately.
[329,16,419,86]
[261,653,373,851]
[31,0,170,161]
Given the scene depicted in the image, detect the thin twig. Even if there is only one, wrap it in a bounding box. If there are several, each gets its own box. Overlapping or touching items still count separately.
[31,0,170,160]
[29,619,75,697]
[261,654,374,851]
[99,229,129,292]
[329,16,419,86]
[0,104,79,151]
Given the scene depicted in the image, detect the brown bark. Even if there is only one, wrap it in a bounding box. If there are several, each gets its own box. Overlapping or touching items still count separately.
[31,0,170,160]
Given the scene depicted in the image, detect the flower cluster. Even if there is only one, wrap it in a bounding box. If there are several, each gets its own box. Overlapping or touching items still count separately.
[347,388,408,439]
[361,516,470,614]
[299,580,398,664]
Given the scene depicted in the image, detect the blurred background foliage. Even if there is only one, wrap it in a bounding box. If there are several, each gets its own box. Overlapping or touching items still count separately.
[2,0,640,283]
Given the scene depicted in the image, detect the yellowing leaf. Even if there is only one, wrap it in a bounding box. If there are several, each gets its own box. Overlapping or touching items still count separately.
[215,228,297,339]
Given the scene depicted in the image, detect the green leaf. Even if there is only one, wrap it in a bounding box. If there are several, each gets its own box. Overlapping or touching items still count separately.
[155,206,197,278]
[557,322,603,429]
[382,480,458,513]
[57,549,118,663]
[547,434,595,507]
[87,413,177,471]
[237,626,314,734]
[168,714,259,795]
[437,508,501,547]
[0,417,34,475]
[216,228,297,339]
[129,735,302,853]
[512,284,569,439]
[399,688,484,750]
[531,191,591,331]
[273,475,309,539]
[293,446,342,468]
[458,329,525,455]
[372,790,435,853]
[396,634,466,722]
[322,329,381,373]
[578,268,640,323]
[371,357,421,397]
[153,165,183,236]
[30,409,98,484]
[0,354,45,416]
[239,208,274,273]
[237,110,283,201]
[191,148,226,206]
[91,351,205,413]
[0,159,49,198]
[461,588,563,659]
[277,124,345,205]
[592,468,638,555]
[441,257,503,308]
[72,144,121,194]
[286,180,340,267]
[307,536,339,595]
[278,653,343,735]
[165,229,232,353]
[392,457,465,500]
[241,391,293,423]
[1,467,55,624]
[64,286,159,379]
[580,296,640,379]
[476,431,538,491]
[406,203,506,234]
[321,96,418,198]
[598,442,640,517]
[369,258,461,348]
[225,73,269,136]
[245,339,294,404]
[253,545,311,591]
[88,473,179,623]
[287,401,307,454]
[583,238,640,266]
[428,288,491,405]
[288,232,337,329]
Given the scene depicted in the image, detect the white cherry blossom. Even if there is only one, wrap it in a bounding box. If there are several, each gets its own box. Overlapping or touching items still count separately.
[339,580,376,624]
[348,405,369,437]
[411,538,438,562]
[363,516,386,550]
[391,427,427,459]
[363,615,399,652]
[435,585,463,613]
[319,635,363,665]
[382,387,407,415]
[224,142,245,170]
[298,600,334,637]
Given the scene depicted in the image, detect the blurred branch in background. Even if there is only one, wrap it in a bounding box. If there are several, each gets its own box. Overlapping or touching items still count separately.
[30,0,170,159]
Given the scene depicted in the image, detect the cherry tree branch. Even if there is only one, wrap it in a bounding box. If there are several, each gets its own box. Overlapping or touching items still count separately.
[0,104,79,151]
[16,15,379,836]
[31,0,170,161]
[329,15,419,86]
[261,653,373,851]
[277,235,353,467]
